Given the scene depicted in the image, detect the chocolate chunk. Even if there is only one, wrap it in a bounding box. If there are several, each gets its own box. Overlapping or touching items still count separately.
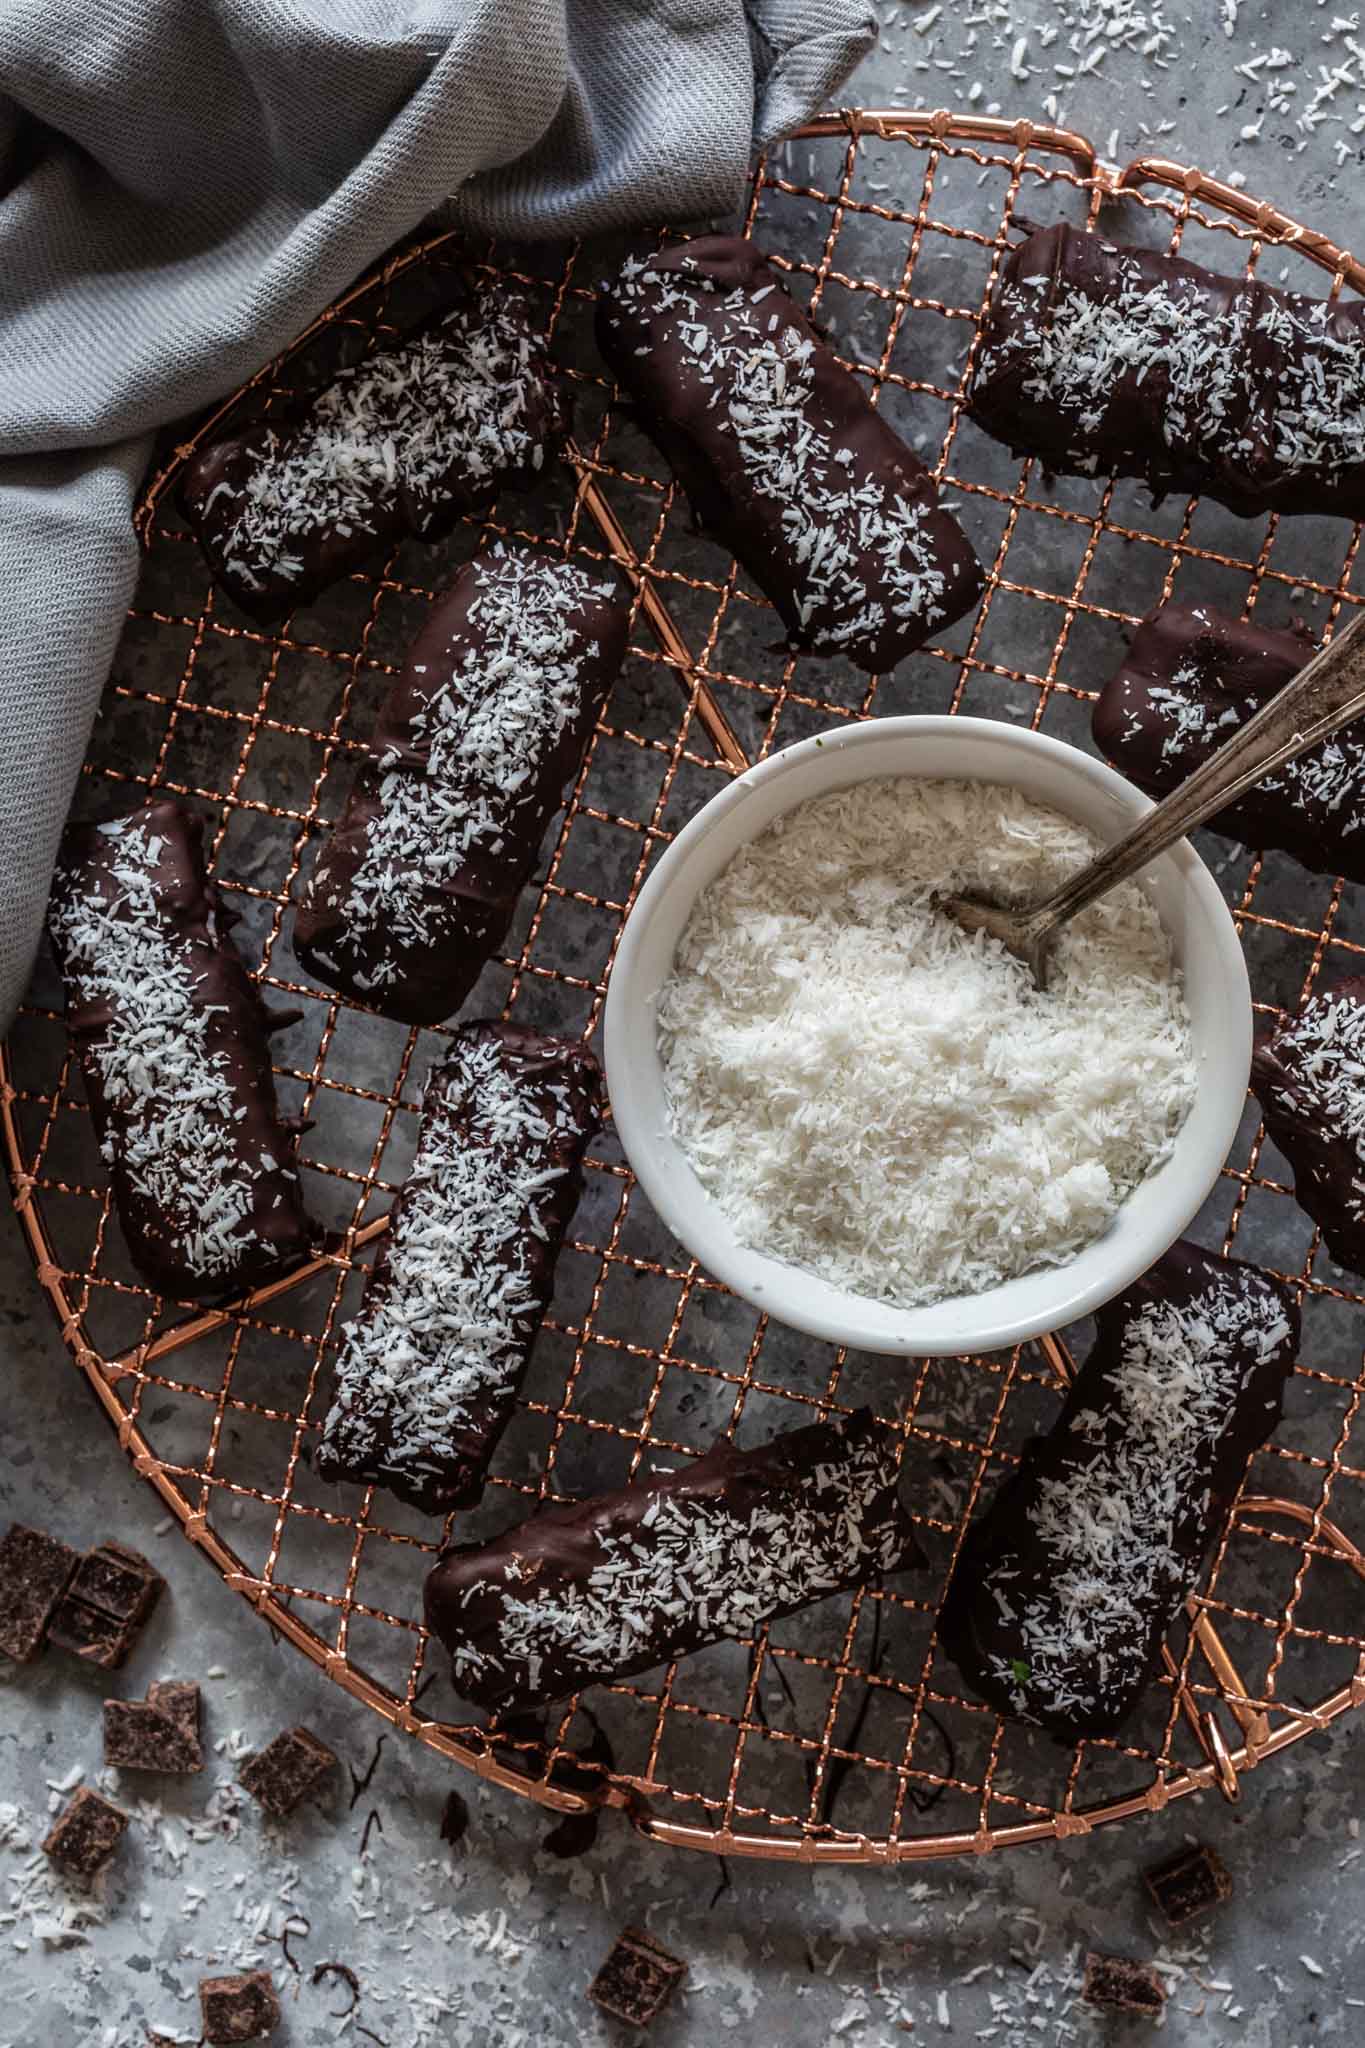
[293,544,629,1026]
[588,1927,686,2029]
[596,236,981,670]
[240,1725,337,1818]
[1143,1842,1233,1927]
[49,1542,164,1670]
[1251,978,1365,1276]
[180,295,568,624]
[104,1681,203,1772]
[1092,603,1365,882]
[0,1524,79,1662]
[315,1019,602,1513]
[69,1541,161,1619]
[42,1786,128,1885]
[1081,1952,1167,2018]
[199,1970,282,2043]
[148,1678,202,1739]
[47,802,314,1302]
[425,1409,924,1716]
[45,1598,127,1667]
[970,222,1365,519]
[939,1242,1299,1740]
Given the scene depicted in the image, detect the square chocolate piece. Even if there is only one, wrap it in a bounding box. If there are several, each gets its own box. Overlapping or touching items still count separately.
[588,1927,686,2029]
[104,1685,203,1773]
[0,1524,79,1662]
[199,1970,281,2042]
[1144,1842,1233,1927]
[1081,1952,1166,2018]
[49,1541,163,1669]
[42,1785,128,1885]
[240,1725,337,1818]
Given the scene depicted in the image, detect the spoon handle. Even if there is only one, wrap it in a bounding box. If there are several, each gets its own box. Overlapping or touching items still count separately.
[1025,608,1365,947]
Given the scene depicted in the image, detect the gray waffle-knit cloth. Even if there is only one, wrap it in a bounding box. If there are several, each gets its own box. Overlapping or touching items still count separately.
[0,0,874,1025]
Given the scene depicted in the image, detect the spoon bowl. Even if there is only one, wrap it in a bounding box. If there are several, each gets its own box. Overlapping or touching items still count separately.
[604,715,1251,1356]
[936,888,1054,987]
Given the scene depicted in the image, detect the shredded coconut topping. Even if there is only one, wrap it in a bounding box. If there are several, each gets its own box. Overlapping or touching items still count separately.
[657,777,1197,1309]
[318,1029,591,1496]
[610,254,949,650]
[446,1417,908,1701]
[305,547,616,993]
[208,303,553,593]
[983,1263,1293,1724]
[48,815,273,1282]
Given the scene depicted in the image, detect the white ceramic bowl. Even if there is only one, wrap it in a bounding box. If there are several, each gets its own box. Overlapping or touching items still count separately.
[603,716,1252,1356]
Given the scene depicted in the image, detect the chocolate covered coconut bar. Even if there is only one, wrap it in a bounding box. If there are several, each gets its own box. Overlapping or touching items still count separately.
[938,1241,1298,1740]
[1091,602,1365,881]
[314,1020,601,1515]
[293,544,629,1026]
[595,235,982,670]
[969,222,1365,519]
[181,296,568,621]
[1252,977,1365,1277]
[48,802,312,1301]
[424,1409,924,1716]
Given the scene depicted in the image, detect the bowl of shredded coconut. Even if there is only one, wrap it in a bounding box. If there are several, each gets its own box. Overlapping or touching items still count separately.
[603,717,1251,1355]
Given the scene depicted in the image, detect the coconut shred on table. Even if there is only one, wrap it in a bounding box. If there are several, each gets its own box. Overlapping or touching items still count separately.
[657,777,1198,1311]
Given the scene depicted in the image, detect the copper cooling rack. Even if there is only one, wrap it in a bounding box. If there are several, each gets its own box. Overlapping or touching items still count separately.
[6,109,1365,1863]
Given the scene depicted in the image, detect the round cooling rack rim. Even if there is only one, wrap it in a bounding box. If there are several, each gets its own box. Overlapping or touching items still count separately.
[6,104,1365,1862]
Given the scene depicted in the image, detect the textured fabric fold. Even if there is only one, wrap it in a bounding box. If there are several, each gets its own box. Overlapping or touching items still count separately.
[0,0,873,1024]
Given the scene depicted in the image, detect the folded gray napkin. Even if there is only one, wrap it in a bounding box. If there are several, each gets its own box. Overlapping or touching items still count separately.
[0,0,874,1025]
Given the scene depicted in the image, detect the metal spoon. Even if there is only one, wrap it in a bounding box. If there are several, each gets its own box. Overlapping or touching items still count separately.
[941,609,1365,987]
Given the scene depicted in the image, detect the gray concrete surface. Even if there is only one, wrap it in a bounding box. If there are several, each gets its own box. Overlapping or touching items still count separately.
[5,6,1365,2044]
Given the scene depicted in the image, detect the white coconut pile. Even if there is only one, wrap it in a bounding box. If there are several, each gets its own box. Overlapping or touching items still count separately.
[658,777,1197,1309]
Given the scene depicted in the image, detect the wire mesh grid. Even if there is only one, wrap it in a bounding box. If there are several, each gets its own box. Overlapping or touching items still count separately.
[5,109,1365,1863]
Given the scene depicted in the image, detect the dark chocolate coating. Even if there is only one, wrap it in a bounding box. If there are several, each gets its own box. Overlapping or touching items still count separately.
[1090,602,1365,881]
[938,1241,1298,1741]
[1252,976,1365,1276]
[180,295,569,623]
[314,1019,602,1515]
[425,1409,924,1716]
[970,222,1365,519]
[595,235,982,670]
[48,801,313,1302]
[293,545,630,1026]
